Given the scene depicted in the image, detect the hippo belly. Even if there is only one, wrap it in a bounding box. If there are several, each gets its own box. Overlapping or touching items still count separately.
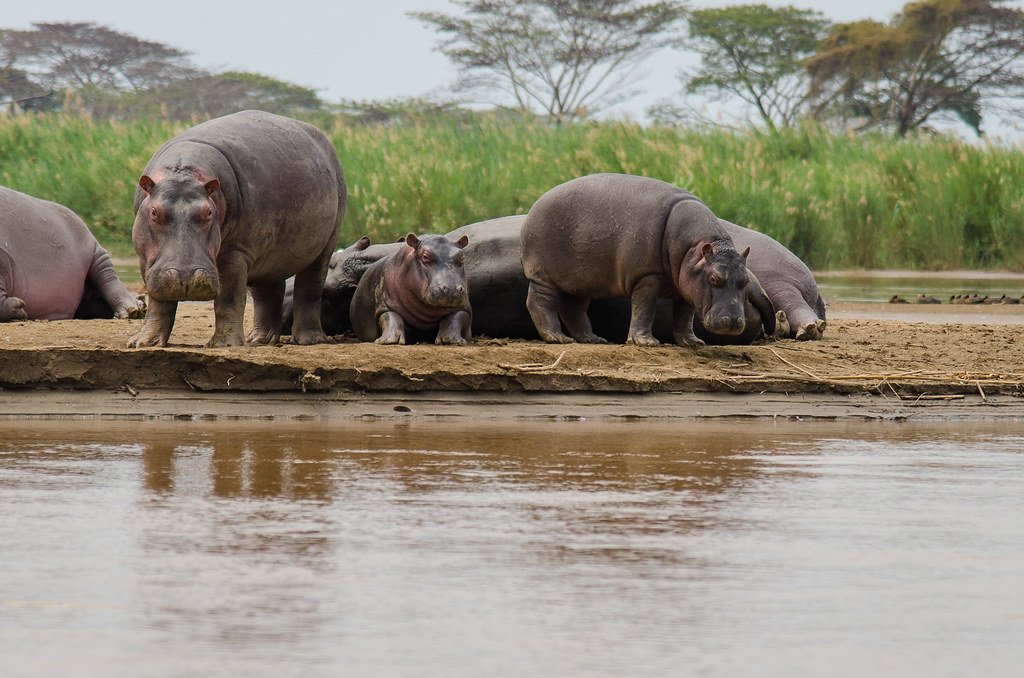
[0,186,141,322]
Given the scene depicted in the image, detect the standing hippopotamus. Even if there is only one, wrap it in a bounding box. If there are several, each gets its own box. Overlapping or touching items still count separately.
[521,173,773,346]
[0,186,144,322]
[129,110,345,347]
[350,234,472,344]
[700,220,826,341]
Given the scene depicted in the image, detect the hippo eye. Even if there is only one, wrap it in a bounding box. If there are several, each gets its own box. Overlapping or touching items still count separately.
[708,273,723,287]
[420,252,436,265]
[149,206,159,222]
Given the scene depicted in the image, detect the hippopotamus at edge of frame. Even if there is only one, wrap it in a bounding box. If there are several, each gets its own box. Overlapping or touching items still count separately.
[128,109,345,348]
[349,233,472,345]
[0,185,145,322]
[520,173,775,346]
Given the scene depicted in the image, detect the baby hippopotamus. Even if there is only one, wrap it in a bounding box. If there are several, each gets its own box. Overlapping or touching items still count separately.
[350,234,472,344]
[521,173,773,346]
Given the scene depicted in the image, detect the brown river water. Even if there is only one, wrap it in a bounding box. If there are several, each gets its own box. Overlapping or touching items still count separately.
[1,419,1022,677]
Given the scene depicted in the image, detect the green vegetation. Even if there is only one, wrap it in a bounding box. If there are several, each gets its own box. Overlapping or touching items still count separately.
[2,113,1022,270]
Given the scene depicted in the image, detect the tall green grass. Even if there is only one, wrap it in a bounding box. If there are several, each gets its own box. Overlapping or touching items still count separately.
[2,113,1022,269]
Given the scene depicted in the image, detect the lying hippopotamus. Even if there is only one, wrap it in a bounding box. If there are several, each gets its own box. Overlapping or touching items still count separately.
[521,173,774,346]
[0,185,144,322]
[350,234,472,344]
[129,110,345,347]
[701,220,826,341]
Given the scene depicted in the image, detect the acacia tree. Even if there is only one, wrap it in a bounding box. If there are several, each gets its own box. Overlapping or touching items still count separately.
[807,0,1024,136]
[682,4,831,131]
[411,0,687,123]
[0,22,192,93]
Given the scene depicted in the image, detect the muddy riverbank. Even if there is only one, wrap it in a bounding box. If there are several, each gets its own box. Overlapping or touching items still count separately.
[1,302,1022,420]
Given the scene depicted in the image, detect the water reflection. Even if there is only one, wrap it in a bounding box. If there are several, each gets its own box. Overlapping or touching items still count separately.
[1,419,1022,676]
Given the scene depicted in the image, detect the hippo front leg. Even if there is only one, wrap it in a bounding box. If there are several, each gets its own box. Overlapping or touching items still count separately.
[207,251,249,348]
[128,299,177,347]
[376,310,407,344]
[671,298,705,347]
[436,310,471,346]
[626,275,663,346]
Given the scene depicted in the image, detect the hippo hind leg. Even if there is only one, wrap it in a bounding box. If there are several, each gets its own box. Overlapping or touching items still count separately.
[290,241,333,346]
[526,281,575,344]
[0,294,27,321]
[559,295,607,344]
[0,252,28,321]
[248,281,285,344]
[87,244,145,318]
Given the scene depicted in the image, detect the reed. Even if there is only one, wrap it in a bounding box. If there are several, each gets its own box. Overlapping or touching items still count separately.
[2,112,1021,270]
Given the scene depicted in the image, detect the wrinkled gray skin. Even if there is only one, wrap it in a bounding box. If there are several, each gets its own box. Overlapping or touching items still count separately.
[350,234,472,345]
[129,110,345,348]
[521,173,772,346]
[697,220,826,341]
[0,186,145,322]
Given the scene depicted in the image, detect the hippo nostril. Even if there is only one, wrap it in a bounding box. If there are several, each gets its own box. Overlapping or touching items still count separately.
[456,286,465,295]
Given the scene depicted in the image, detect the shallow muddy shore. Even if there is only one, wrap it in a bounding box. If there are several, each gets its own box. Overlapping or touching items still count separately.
[1,302,1023,419]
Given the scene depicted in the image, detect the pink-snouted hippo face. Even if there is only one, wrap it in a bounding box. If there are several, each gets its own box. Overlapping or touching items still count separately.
[404,233,470,310]
[133,173,224,302]
[680,242,750,336]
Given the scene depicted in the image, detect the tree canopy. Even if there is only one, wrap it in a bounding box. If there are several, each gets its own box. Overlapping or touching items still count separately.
[807,0,1024,135]
[683,4,831,130]
[411,0,687,123]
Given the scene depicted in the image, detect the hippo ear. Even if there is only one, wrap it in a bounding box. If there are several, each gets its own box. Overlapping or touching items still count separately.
[203,179,220,195]
[353,236,371,251]
[455,235,469,249]
[701,242,715,260]
[740,246,750,261]
[405,233,420,248]
[139,175,155,194]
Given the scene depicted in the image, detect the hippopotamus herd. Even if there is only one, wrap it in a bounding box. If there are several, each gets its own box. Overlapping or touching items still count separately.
[2,109,828,350]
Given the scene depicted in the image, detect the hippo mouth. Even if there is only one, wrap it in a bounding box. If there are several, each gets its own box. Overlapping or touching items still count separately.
[701,313,746,336]
[145,267,220,302]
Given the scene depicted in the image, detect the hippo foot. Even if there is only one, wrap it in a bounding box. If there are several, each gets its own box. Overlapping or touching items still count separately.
[292,329,327,345]
[626,333,661,347]
[673,332,705,348]
[575,332,609,344]
[127,331,168,348]
[375,334,406,345]
[795,319,826,341]
[0,296,28,322]
[436,335,468,346]
[771,311,791,340]
[114,296,147,320]
[538,331,575,344]
[247,327,282,345]
[205,334,245,348]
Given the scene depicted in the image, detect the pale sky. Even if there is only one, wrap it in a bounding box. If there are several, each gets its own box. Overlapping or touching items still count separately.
[4,1,1022,135]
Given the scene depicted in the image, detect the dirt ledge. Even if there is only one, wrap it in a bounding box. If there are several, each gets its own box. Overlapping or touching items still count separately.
[0,305,1022,409]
